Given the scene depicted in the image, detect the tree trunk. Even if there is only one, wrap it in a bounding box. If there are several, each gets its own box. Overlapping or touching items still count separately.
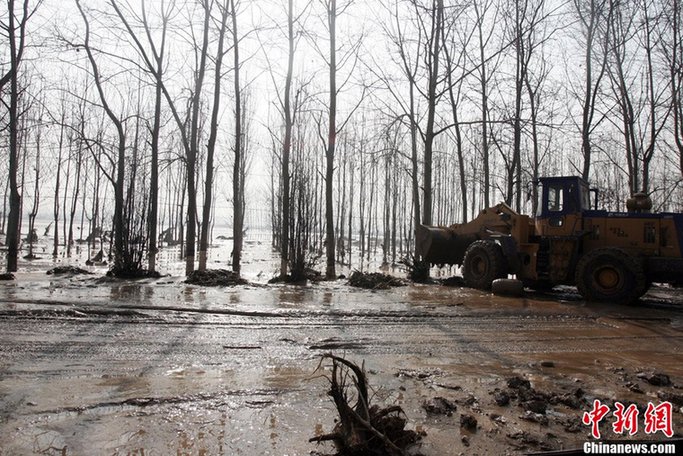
[6,0,22,272]
[280,0,295,278]
[27,130,41,259]
[230,0,244,274]
[325,0,338,279]
[184,2,211,275]
[53,108,65,257]
[76,0,128,272]
[198,2,229,272]
[474,1,491,209]
[147,30,165,272]
[422,0,443,226]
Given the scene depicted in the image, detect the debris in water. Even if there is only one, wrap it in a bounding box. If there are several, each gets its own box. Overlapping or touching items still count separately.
[625,381,644,394]
[185,269,247,286]
[310,354,423,455]
[348,271,405,290]
[548,392,583,410]
[396,368,443,380]
[459,414,477,431]
[506,376,531,390]
[493,391,510,407]
[657,391,683,407]
[519,412,550,430]
[0,273,15,281]
[422,397,457,416]
[637,372,671,387]
[521,399,547,415]
[506,430,540,448]
[47,266,92,276]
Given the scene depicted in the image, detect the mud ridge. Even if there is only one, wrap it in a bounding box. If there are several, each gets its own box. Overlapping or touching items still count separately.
[32,388,295,416]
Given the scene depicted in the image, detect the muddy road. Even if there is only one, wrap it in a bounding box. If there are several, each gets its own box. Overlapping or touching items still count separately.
[1,274,682,455]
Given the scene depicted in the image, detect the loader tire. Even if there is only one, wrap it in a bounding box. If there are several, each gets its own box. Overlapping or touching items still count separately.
[462,240,507,290]
[575,248,646,304]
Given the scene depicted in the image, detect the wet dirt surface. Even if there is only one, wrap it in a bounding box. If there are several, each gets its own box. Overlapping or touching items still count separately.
[0,272,682,455]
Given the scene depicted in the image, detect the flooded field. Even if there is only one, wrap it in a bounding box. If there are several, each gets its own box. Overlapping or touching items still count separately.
[0,235,682,455]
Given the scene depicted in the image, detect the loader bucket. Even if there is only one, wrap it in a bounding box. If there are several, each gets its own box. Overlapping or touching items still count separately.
[415,224,476,266]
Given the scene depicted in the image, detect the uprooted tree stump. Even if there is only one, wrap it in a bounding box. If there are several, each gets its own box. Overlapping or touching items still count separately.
[348,271,406,290]
[185,269,247,286]
[310,354,423,456]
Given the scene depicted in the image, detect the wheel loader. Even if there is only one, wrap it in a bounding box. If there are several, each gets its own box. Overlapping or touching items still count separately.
[416,176,683,303]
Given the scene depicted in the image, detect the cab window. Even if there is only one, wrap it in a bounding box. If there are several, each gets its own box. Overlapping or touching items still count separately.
[548,186,563,212]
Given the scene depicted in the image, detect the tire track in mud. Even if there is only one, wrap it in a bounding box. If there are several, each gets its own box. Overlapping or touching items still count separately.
[1,303,681,378]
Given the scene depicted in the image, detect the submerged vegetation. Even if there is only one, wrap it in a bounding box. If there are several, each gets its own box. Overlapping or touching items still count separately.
[2,0,683,279]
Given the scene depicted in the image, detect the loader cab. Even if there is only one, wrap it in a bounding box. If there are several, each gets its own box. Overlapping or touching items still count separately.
[537,176,591,218]
[536,176,591,235]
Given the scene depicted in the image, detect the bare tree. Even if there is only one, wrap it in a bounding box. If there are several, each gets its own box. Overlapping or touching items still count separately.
[281,0,296,278]
[2,0,41,272]
[52,100,66,257]
[472,0,496,208]
[606,0,669,194]
[229,0,245,274]
[25,120,41,259]
[443,4,473,222]
[198,0,230,271]
[142,0,172,273]
[185,1,212,275]
[663,0,683,174]
[75,0,130,273]
[420,0,444,225]
[315,0,364,278]
[112,0,211,276]
[374,0,423,255]
[573,0,613,180]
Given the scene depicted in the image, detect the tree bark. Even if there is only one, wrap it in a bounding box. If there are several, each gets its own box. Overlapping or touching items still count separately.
[280,0,295,278]
[198,1,229,271]
[422,0,443,226]
[76,0,128,272]
[5,0,29,272]
[325,0,338,279]
[184,2,211,275]
[230,0,244,274]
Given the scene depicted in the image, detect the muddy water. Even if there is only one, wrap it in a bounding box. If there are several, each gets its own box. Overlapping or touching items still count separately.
[0,273,682,455]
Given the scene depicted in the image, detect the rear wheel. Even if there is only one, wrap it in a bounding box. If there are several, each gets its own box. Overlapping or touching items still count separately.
[492,278,524,297]
[462,240,507,290]
[575,248,646,303]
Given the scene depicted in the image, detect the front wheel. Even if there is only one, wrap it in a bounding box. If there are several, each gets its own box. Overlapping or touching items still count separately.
[462,240,507,290]
[575,248,646,304]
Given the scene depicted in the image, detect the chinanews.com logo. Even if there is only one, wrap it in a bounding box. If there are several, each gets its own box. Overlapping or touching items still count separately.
[580,399,680,455]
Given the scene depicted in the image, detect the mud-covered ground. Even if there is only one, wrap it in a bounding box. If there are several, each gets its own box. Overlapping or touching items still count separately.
[1,272,682,455]
[1,236,682,455]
